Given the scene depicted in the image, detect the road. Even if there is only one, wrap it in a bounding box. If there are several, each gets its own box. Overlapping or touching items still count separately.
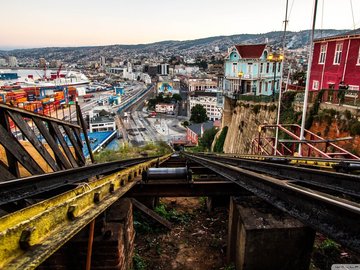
[119,85,187,146]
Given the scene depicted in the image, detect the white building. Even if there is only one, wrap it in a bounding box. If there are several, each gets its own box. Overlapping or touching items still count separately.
[88,106,116,133]
[188,78,218,92]
[140,73,152,84]
[8,56,18,67]
[155,103,175,114]
[188,91,222,121]
[100,56,106,67]
[0,58,7,66]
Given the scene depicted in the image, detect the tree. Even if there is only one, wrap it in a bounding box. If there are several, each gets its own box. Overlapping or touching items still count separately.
[172,93,182,103]
[190,104,208,123]
[291,71,306,86]
[199,127,218,151]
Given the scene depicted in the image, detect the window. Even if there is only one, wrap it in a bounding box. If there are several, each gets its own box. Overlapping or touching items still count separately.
[278,62,281,72]
[259,82,262,94]
[247,63,252,74]
[319,44,327,64]
[232,62,238,73]
[260,63,264,73]
[265,82,268,92]
[273,63,276,73]
[266,63,270,73]
[312,80,319,90]
[333,43,343,64]
[357,46,360,65]
[348,85,359,91]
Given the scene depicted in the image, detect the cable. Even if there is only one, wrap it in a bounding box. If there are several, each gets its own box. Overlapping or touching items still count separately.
[350,0,356,30]
[320,0,324,37]
[288,0,295,21]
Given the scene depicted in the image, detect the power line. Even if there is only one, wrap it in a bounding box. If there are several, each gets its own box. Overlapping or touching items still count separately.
[350,0,356,30]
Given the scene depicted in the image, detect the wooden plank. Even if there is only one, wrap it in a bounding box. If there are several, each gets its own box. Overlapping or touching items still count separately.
[0,103,81,129]
[49,122,78,168]
[8,111,60,172]
[63,125,85,166]
[131,199,172,229]
[0,109,19,177]
[0,124,44,175]
[0,160,16,181]
[33,118,72,170]
[73,128,83,150]
[76,103,95,163]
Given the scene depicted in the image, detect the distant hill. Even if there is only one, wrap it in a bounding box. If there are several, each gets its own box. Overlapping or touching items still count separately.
[0,29,348,62]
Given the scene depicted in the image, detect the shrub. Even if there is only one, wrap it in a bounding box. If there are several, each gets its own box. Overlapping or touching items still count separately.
[252,104,261,115]
[350,121,360,136]
[213,126,228,153]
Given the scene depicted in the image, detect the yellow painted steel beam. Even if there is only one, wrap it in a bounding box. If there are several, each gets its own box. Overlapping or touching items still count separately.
[219,153,339,170]
[0,154,171,270]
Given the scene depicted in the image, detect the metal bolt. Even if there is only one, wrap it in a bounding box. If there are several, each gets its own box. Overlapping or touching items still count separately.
[20,227,35,250]
[109,183,115,193]
[94,192,101,203]
[67,205,77,220]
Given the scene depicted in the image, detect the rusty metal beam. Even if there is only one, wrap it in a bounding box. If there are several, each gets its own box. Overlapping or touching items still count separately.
[126,181,247,197]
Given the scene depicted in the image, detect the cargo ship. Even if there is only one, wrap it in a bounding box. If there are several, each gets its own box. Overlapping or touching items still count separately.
[0,70,90,88]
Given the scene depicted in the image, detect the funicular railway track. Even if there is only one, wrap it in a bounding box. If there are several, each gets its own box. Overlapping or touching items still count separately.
[0,151,360,269]
[182,152,360,253]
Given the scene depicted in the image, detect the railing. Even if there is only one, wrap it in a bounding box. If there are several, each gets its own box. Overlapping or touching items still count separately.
[309,89,360,107]
[0,103,90,180]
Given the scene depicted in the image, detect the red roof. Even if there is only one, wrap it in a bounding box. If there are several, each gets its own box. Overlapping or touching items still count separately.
[235,44,266,59]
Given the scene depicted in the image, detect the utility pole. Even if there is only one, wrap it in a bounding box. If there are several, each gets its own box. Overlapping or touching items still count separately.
[299,0,318,156]
[274,0,289,155]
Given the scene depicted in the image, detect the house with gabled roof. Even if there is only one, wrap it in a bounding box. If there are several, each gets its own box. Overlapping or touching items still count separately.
[309,28,360,93]
[221,44,282,98]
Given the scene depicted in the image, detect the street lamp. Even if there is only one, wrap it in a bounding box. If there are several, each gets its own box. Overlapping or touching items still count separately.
[267,52,284,101]
[267,52,284,155]
[237,71,243,99]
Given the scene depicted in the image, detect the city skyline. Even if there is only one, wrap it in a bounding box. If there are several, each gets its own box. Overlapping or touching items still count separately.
[1,0,359,49]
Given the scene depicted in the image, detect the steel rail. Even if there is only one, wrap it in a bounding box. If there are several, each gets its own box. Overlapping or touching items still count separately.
[194,153,360,198]
[0,154,171,270]
[184,153,360,252]
[0,156,157,206]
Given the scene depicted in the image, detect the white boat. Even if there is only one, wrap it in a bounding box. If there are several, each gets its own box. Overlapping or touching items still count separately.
[20,71,90,88]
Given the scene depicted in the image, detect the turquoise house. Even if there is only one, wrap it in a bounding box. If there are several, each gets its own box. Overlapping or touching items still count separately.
[222,44,282,98]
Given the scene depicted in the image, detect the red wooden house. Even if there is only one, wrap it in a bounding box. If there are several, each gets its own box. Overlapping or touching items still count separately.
[309,29,360,92]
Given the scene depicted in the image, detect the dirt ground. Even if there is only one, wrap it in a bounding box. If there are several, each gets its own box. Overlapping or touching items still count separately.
[133,197,360,270]
[133,197,230,270]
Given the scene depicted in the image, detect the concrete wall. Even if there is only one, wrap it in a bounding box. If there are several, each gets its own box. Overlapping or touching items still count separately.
[222,98,277,154]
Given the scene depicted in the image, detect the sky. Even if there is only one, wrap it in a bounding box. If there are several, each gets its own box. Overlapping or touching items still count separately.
[0,0,359,49]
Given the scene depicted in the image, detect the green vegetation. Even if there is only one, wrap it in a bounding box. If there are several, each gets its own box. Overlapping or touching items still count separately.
[132,252,147,270]
[155,203,191,224]
[252,104,261,115]
[199,127,218,151]
[94,141,171,163]
[279,91,301,124]
[350,121,360,136]
[190,104,208,123]
[305,89,324,129]
[182,120,189,127]
[224,263,236,270]
[213,126,228,153]
[147,93,180,110]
